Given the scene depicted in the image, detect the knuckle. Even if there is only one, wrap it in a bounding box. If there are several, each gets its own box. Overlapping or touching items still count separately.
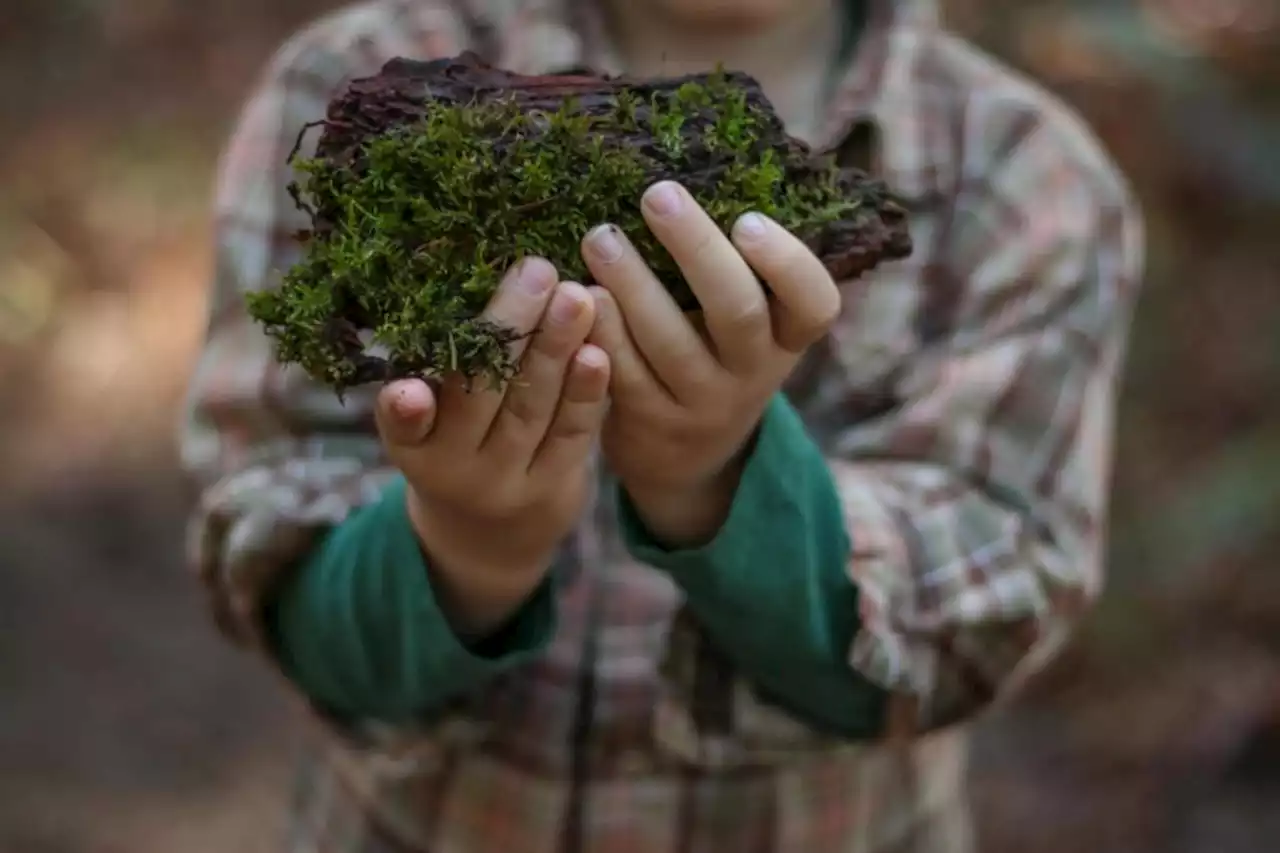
[767,242,807,278]
[683,227,718,263]
[500,387,543,429]
[590,288,615,319]
[514,347,559,388]
[660,409,703,446]
[529,328,575,362]
[724,297,770,333]
[471,478,527,520]
[563,370,606,405]
[404,461,462,507]
[800,288,843,340]
[549,397,607,440]
[547,413,595,444]
[767,232,822,279]
[816,290,843,329]
[681,363,724,399]
[592,285,616,307]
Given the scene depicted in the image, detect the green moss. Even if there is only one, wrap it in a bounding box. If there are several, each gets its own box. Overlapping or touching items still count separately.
[246,71,864,393]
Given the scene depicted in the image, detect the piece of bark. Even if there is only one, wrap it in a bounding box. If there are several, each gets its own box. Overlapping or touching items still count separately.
[250,52,914,392]
[314,52,912,280]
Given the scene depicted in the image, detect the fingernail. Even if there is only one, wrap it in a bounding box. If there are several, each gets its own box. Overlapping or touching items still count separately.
[517,258,555,295]
[734,212,767,241]
[550,289,584,324]
[575,345,607,370]
[644,182,682,218]
[587,224,623,263]
[387,381,426,421]
[392,387,414,419]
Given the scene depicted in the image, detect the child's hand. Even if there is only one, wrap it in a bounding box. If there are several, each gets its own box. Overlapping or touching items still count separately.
[374,257,609,636]
[581,182,840,547]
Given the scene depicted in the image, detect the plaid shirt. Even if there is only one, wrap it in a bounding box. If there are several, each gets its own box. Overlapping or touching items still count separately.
[180,0,1144,850]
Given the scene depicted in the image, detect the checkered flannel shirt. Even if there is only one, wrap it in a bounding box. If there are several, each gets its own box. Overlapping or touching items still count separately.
[180,0,1145,850]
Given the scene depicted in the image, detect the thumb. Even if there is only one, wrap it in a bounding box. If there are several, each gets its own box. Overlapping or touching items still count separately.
[375,379,438,449]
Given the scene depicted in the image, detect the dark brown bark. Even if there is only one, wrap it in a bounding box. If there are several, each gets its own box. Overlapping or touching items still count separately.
[304,51,913,284]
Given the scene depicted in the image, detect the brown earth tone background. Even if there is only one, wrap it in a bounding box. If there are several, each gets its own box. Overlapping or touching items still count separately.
[1,1,1277,850]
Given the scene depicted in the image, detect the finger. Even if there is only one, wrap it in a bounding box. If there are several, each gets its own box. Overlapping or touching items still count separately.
[529,344,611,480]
[586,286,671,402]
[435,256,559,447]
[640,181,772,371]
[730,212,841,353]
[375,379,438,451]
[581,222,718,398]
[482,281,595,462]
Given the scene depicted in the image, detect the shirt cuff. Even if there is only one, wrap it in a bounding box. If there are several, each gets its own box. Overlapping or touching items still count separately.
[269,475,557,725]
[617,394,886,737]
[616,394,846,605]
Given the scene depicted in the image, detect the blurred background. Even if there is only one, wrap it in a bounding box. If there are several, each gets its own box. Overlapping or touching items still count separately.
[0,0,1277,850]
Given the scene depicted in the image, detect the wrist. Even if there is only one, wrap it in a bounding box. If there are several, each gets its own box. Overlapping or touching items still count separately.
[406,488,559,639]
[623,455,746,550]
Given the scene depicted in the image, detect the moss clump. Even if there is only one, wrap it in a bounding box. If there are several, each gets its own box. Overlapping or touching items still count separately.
[246,53,911,394]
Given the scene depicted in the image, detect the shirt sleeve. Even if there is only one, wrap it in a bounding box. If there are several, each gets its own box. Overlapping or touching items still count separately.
[618,394,889,738]
[830,129,1144,732]
[269,476,557,724]
[645,105,1145,767]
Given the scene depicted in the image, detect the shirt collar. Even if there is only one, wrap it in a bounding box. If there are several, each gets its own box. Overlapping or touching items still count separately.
[462,0,937,159]
[815,0,936,151]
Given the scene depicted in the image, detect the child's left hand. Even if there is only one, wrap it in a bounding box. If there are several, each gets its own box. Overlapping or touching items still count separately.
[581,181,841,547]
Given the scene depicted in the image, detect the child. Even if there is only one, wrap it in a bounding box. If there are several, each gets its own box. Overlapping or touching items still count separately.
[181,0,1143,850]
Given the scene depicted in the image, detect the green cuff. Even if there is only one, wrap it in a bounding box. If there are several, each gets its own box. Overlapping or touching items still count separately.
[269,476,556,724]
[617,394,886,737]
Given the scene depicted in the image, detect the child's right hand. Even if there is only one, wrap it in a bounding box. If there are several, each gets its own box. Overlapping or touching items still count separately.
[372,257,609,637]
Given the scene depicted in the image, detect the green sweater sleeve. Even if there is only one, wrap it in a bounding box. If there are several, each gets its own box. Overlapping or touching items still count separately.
[267,475,557,724]
[617,394,887,738]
